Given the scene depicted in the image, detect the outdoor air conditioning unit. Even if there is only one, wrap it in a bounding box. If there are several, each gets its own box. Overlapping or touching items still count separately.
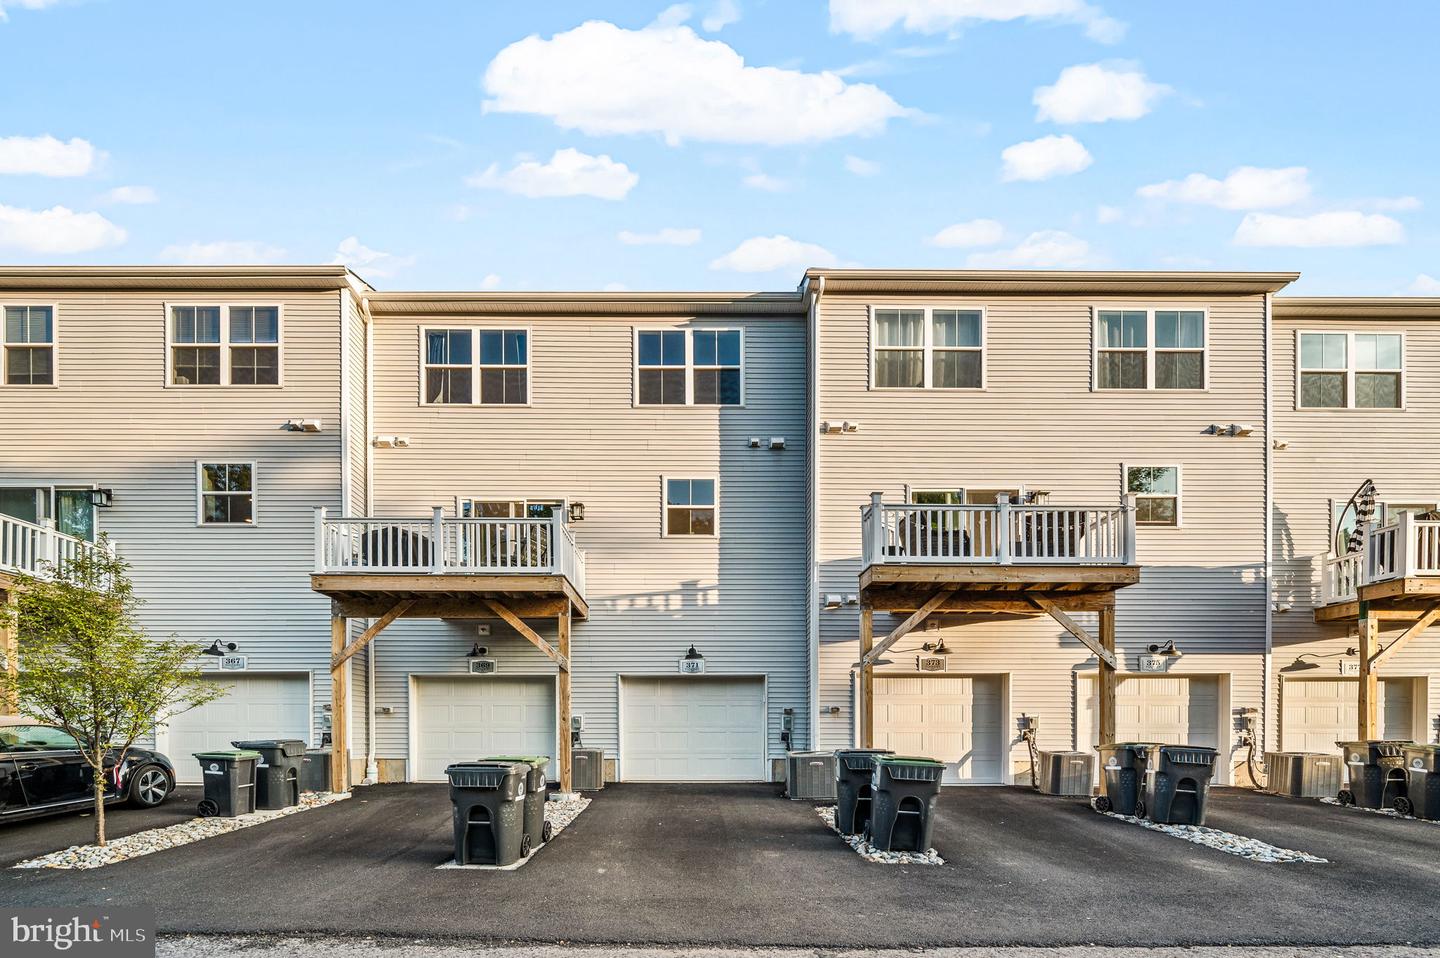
[916,654,948,673]
[572,748,605,791]
[1035,750,1094,796]
[468,657,498,675]
[1264,751,1342,798]
[785,751,838,801]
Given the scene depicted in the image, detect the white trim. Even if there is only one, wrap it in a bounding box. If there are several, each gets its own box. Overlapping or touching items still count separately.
[406,671,561,783]
[195,459,259,527]
[1121,462,1183,528]
[868,304,986,391]
[163,302,285,389]
[1263,291,1274,753]
[631,325,747,407]
[417,325,534,407]
[1092,305,1210,392]
[0,301,59,388]
[1294,328,1407,411]
[616,672,770,783]
[338,289,352,516]
[660,474,719,538]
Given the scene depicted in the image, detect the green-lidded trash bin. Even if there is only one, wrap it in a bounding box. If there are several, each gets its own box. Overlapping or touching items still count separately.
[1396,744,1440,819]
[194,750,260,817]
[834,748,893,835]
[867,755,944,852]
[485,755,552,848]
[231,739,306,810]
[1094,743,1160,816]
[1337,740,1412,810]
[1143,745,1219,825]
[446,762,528,866]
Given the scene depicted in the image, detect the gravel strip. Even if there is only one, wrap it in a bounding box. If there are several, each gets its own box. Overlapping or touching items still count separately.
[1320,796,1440,823]
[438,795,591,870]
[1092,801,1326,863]
[816,804,944,865]
[13,791,351,870]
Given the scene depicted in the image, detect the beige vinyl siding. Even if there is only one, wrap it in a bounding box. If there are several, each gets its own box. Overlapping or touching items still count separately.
[0,288,349,749]
[342,291,369,516]
[366,312,809,775]
[814,294,1270,779]
[1272,311,1440,746]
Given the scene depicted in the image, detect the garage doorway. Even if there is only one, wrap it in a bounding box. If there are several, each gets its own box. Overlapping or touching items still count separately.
[872,673,1007,784]
[1280,676,1425,753]
[620,675,767,781]
[161,673,312,784]
[410,675,556,782]
[1079,674,1229,783]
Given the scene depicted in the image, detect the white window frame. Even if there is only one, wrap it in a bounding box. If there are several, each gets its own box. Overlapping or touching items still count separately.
[195,460,258,527]
[660,475,719,538]
[0,302,59,387]
[1122,463,1183,528]
[1294,329,1406,411]
[1092,306,1209,392]
[461,497,567,519]
[164,303,284,388]
[418,326,533,407]
[632,327,746,407]
[868,305,986,390]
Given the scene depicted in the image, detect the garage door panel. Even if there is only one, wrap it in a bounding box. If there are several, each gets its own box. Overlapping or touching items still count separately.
[166,674,310,784]
[1281,678,1416,753]
[622,677,766,781]
[414,677,555,782]
[874,674,1005,785]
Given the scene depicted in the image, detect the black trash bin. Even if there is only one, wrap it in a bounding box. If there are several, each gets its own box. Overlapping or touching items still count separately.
[231,739,306,810]
[299,749,330,793]
[834,748,893,835]
[485,754,552,848]
[194,750,260,817]
[1094,743,1160,816]
[867,755,944,852]
[1337,740,1412,809]
[1396,744,1440,819]
[1144,745,1219,825]
[446,762,528,866]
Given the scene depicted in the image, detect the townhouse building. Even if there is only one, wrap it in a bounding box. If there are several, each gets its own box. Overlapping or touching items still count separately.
[1,266,1436,791]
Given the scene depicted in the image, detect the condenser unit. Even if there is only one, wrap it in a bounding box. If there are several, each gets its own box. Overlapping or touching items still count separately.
[1036,750,1094,796]
[467,657,498,675]
[785,751,838,801]
[572,748,605,791]
[1264,751,1342,798]
[916,654,948,673]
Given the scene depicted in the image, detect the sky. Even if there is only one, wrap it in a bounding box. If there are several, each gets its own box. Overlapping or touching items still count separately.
[0,0,1436,295]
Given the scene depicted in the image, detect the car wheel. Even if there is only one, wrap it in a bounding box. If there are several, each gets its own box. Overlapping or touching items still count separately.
[128,765,172,808]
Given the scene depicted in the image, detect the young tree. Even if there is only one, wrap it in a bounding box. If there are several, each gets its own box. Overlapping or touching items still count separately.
[0,540,225,846]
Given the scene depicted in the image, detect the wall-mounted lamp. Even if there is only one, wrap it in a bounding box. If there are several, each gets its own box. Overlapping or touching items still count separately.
[568,502,586,523]
[1206,423,1255,437]
[285,419,323,433]
[1147,639,1182,657]
[88,488,115,508]
[467,643,489,658]
[1287,648,1358,672]
[202,639,238,657]
[683,645,704,663]
[923,638,953,655]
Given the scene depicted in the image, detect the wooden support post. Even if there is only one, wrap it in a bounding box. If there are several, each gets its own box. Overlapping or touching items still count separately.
[1368,601,1440,670]
[859,589,955,667]
[1358,609,1379,740]
[1097,604,1117,746]
[0,588,17,714]
[482,598,569,670]
[332,599,413,669]
[330,612,350,793]
[859,607,874,748]
[557,606,573,793]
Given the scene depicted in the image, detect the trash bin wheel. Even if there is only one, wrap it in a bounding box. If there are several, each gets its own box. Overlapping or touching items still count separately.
[520,833,532,859]
[542,820,554,844]
[197,799,219,817]
[1093,796,1112,813]
[1337,789,1355,806]
[1134,799,1146,820]
[1394,796,1415,817]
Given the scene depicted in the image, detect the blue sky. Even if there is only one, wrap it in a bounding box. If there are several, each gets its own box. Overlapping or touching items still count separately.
[0,0,1435,294]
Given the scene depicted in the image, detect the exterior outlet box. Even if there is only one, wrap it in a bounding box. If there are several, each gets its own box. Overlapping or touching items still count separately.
[916,654,947,672]
[468,657,498,675]
[785,751,838,801]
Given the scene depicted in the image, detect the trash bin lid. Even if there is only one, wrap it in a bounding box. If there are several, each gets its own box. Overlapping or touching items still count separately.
[1095,742,1162,752]
[874,755,945,767]
[231,739,308,756]
[484,755,550,767]
[194,750,261,761]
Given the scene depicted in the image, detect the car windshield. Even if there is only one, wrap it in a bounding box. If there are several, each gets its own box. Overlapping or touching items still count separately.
[1,725,79,751]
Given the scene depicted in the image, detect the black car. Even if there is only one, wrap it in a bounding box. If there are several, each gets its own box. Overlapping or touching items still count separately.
[0,717,176,823]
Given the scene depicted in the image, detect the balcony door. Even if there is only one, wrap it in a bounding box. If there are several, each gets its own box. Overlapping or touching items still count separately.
[0,486,96,541]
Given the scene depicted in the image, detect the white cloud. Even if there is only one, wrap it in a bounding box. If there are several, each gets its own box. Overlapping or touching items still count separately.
[742,172,789,192]
[617,227,702,246]
[709,234,837,272]
[1404,274,1440,294]
[1371,195,1422,212]
[330,236,417,277]
[1138,166,1311,210]
[102,185,157,205]
[652,3,693,28]
[928,218,1004,248]
[480,273,502,290]
[828,0,1125,44]
[482,20,908,146]
[466,148,638,200]
[1096,204,1124,224]
[158,240,284,265]
[1233,211,1405,248]
[844,155,881,176]
[1033,62,1169,123]
[702,0,740,31]
[1000,134,1092,182]
[965,230,1096,268]
[0,135,104,177]
[0,0,65,22]
[0,203,125,254]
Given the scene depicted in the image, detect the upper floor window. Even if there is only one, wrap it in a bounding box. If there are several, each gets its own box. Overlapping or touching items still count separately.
[636,329,743,406]
[1126,465,1180,526]
[3,305,55,386]
[198,462,255,525]
[664,478,716,536]
[1298,331,1402,409]
[422,328,529,405]
[872,307,983,389]
[169,305,281,386]
[1096,309,1205,390]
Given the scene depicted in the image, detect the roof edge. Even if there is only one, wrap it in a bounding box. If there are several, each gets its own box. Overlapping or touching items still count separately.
[364,290,806,317]
[0,265,372,293]
[1273,296,1440,318]
[804,269,1300,296]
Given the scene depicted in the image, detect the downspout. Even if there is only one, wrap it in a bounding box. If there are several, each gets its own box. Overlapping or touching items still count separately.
[359,293,379,785]
[1262,291,1275,759]
[806,275,823,748]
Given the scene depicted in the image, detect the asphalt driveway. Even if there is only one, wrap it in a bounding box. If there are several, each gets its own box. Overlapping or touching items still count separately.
[6,783,1440,948]
[1,786,203,865]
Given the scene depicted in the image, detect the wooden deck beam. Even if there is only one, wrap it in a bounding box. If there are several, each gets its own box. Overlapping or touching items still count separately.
[482,598,569,671]
[859,589,955,668]
[311,573,588,620]
[867,589,1116,615]
[1030,597,1119,669]
[330,595,569,620]
[1369,602,1440,670]
[331,600,413,669]
[330,614,349,793]
[557,607,573,793]
[861,563,1140,591]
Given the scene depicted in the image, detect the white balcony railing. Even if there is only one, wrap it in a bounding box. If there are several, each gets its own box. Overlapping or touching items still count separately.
[1321,512,1440,605]
[0,514,111,580]
[860,494,1137,568]
[314,507,587,598]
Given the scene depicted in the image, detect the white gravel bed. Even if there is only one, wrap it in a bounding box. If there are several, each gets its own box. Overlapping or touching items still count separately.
[816,805,944,865]
[1092,801,1326,863]
[438,795,591,870]
[1320,796,1440,823]
[13,791,351,870]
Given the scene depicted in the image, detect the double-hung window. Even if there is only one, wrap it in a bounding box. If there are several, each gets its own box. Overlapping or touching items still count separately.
[198,462,255,525]
[1298,331,1402,409]
[3,305,55,385]
[168,305,281,386]
[871,307,983,389]
[478,330,529,404]
[423,328,529,405]
[1096,309,1205,390]
[228,307,280,385]
[664,478,716,536]
[1125,465,1180,527]
[636,329,743,406]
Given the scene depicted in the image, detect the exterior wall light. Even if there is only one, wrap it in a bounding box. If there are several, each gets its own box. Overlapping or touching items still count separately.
[202,639,237,657]
[568,502,586,522]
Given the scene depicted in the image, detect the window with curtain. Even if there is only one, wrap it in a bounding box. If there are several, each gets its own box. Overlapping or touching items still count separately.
[1097,309,1206,390]
[170,306,222,385]
[1299,331,1402,409]
[229,306,280,385]
[872,308,925,388]
[4,306,55,385]
[423,329,473,404]
[1097,310,1148,389]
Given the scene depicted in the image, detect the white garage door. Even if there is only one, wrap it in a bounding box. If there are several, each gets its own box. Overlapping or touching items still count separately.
[621,676,766,781]
[873,674,1005,785]
[164,674,311,784]
[1281,677,1416,753]
[413,677,555,783]
[1082,675,1222,749]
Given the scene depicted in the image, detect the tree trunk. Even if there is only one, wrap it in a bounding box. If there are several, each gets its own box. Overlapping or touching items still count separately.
[93,767,107,847]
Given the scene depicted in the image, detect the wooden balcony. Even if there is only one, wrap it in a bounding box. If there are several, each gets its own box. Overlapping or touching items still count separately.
[1317,513,1440,621]
[0,513,111,585]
